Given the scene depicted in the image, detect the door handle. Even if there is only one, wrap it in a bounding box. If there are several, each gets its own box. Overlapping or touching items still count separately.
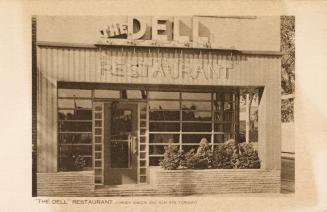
[132,136,138,155]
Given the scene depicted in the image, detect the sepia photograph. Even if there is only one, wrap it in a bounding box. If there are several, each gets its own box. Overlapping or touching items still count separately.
[2,1,327,211]
[32,15,294,197]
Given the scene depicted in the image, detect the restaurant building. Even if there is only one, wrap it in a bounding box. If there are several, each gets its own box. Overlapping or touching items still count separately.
[33,16,282,196]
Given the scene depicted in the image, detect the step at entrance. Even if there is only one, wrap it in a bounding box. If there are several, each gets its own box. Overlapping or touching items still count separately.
[94,184,157,197]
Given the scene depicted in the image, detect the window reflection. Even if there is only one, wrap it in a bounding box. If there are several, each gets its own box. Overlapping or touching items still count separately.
[182,111,211,121]
[181,101,211,110]
[213,101,222,111]
[214,123,223,132]
[111,142,129,168]
[182,145,199,153]
[214,134,224,143]
[214,112,222,122]
[149,122,180,132]
[58,110,92,120]
[182,123,211,132]
[224,102,233,111]
[223,112,234,121]
[149,157,163,166]
[182,134,211,143]
[149,101,179,110]
[59,133,92,144]
[149,145,166,155]
[58,122,92,132]
[111,109,132,135]
[149,111,180,121]
[149,134,179,143]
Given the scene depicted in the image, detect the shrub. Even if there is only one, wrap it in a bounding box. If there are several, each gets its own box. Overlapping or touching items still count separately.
[238,142,261,169]
[183,149,197,169]
[212,140,260,169]
[159,145,185,170]
[60,151,87,171]
[212,139,239,169]
[160,139,260,170]
[281,98,294,122]
[184,138,213,169]
[72,154,87,170]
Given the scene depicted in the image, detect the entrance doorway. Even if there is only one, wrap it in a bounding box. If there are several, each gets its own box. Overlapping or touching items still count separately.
[103,102,138,185]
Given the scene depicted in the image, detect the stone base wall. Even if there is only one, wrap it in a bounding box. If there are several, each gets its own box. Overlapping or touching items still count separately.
[37,171,94,197]
[150,168,281,195]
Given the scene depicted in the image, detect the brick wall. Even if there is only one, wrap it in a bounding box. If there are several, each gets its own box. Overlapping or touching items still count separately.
[37,170,280,196]
[37,171,94,197]
[150,168,281,195]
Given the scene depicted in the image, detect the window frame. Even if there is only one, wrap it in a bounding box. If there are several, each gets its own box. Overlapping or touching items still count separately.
[57,87,240,169]
[57,89,94,172]
[148,91,239,166]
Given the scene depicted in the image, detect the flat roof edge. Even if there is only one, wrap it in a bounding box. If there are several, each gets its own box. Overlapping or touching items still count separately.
[36,41,97,49]
[36,41,283,56]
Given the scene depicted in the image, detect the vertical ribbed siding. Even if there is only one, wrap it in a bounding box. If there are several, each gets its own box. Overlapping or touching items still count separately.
[271,58,282,169]
[36,46,281,172]
[258,77,267,169]
[37,47,100,172]
[38,46,280,86]
[37,47,58,172]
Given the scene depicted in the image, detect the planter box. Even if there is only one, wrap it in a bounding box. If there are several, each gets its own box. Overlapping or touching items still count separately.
[150,167,281,195]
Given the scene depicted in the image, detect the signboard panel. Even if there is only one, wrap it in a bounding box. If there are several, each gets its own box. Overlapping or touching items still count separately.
[99,48,236,82]
[37,16,280,52]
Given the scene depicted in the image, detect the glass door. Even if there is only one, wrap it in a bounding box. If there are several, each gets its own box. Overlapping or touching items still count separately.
[103,102,138,185]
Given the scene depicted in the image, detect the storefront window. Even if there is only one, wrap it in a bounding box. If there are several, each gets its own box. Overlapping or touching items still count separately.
[181,101,211,110]
[149,110,180,121]
[182,111,211,121]
[239,88,259,143]
[149,101,180,110]
[148,91,239,166]
[149,134,179,143]
[57,87,243,168]
[58,89,93,171]
[182,134,211,143]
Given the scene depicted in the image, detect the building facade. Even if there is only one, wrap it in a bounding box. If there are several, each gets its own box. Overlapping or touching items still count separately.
[34,16,282,196]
